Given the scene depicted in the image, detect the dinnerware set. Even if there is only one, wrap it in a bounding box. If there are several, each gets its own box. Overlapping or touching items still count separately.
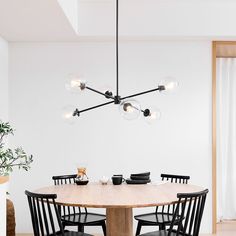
[75,165,151,185]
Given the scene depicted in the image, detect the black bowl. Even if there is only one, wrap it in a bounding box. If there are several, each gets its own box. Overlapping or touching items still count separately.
[75,180,89,185]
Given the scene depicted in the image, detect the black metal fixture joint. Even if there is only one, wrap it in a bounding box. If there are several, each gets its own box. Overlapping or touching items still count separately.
[158,85,165,91]
[73,109,80,117]
[143,109,150,117]
[80,83,86,90]
[114,95,121,104]
[105,91,113,99]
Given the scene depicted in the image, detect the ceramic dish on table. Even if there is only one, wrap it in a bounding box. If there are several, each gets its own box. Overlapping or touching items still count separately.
[126,179,151,184]
[130,175,150,180]
[75,179,89,185]
[127,172,151,184]
[130,172,150,177]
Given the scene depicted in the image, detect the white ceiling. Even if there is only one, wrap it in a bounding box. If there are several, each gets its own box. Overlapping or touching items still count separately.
[1,0,236,42]
[0,0,78,41]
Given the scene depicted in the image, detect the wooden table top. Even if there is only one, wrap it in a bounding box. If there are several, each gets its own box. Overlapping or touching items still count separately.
[35,182,204,208]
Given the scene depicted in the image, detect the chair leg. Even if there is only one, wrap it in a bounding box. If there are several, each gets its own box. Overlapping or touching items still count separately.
[78,224,84,232]
[159,224,166,230]
[179,222,184,231]
[62,222,66,229]
[136,221,142,236]
[101,221,106,236]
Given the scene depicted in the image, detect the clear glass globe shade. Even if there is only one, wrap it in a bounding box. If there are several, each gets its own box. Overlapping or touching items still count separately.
[159,77,179,93]
[144,107,161,125]
[119,100,141,120]
[65,74,86,94]
[62,105,77,125]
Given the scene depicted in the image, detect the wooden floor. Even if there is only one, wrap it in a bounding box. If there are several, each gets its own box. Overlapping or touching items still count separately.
[211,221,236,236]
[16,221,236,236]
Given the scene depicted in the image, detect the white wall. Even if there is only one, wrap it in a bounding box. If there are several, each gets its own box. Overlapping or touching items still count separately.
[0,35,8,236]
[0,36,8,120]
[9,41,212,234]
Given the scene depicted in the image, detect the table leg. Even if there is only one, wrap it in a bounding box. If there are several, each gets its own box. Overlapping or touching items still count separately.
[106,208,133,236]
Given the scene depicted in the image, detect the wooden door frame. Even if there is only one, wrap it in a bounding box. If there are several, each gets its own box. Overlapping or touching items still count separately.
[212,41,236,233]
[212,41,217,234]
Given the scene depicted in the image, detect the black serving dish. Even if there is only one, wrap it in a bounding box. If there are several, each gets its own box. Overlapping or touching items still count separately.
[130,175,150,181]
[130,172,150,177]
[126,179,151,185]
[75,180,89,185]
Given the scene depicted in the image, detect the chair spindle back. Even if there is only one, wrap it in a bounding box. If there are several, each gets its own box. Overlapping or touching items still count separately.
[25,190,64,236]
[156,174,190,214]
[52,174,87,216]
[168,189,208,236]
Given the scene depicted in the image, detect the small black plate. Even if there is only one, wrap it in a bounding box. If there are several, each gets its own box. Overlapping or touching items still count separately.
[130,172,150,177]
[130,175,150,181]
[126,179,151,184]
[75,180,89,185]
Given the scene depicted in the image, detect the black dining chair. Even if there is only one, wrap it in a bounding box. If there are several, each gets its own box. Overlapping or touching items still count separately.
[25,190,93,236]
[134,174,190,236]
[138,189,209,236]
[52,174,106,236]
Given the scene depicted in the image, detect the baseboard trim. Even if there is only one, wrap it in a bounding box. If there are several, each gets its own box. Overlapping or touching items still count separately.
[16,234,33,236]
[17,234,103,236]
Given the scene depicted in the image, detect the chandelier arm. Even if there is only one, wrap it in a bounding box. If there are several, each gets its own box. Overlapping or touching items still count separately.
[129,104,145,113]
[121,86,164,100]
[79,100,115,114]
[86,86,115,99]
[116,0,119,97]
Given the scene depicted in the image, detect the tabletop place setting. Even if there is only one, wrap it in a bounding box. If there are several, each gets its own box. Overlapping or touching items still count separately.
[74,164,152,186]
[99,172,151,186]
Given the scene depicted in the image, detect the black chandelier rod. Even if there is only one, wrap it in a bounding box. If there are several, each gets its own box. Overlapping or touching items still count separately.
[77,85,165,115]
[79,100,115,114]
[121,86,165,100]
[84,0,119,100]
[116,0,119,97]
[86,86,114,99]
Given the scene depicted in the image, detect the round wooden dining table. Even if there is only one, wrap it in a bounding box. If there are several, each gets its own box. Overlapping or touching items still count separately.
[36,182,204,236]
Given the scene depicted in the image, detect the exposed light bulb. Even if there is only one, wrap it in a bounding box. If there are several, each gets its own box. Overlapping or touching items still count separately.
[70,80,82,88]
[126,105,134,113]
[64,112,73,119]
[143,107,161,124]
[119,100,141,120]
[159,77,179,93]
[149,112,158,120]
[165,81,178,91]
[123,103,134,113]
[62,105,78,125]
[65,74,86,94]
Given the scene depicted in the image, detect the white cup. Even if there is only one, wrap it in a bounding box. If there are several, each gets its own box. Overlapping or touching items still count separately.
[100,176,109,185]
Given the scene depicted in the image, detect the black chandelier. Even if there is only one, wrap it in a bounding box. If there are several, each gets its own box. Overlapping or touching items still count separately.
[64,0,178,123]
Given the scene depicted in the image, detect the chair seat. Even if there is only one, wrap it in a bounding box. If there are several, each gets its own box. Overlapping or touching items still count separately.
[139,229,177,236]
[62,213,106,225]
[51,230,93,236]
[64,231,93,236]
[134,212,178,225]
